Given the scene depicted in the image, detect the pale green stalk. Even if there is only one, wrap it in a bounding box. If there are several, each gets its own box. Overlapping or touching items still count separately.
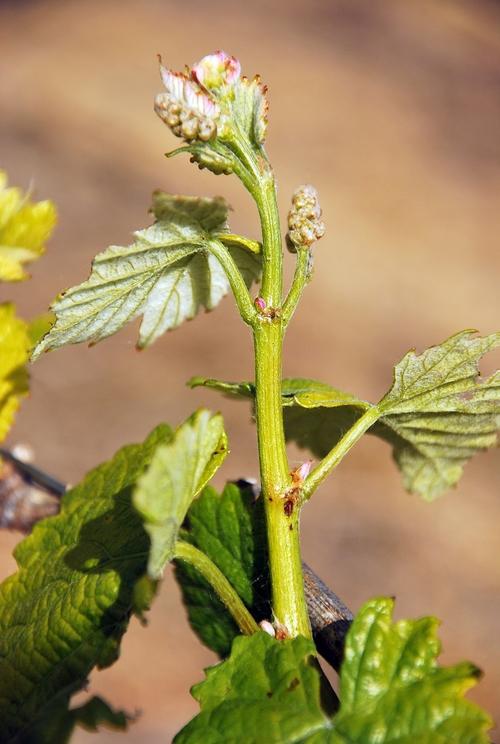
[283,247,311,327]
[208,239,256,325]
[174,541,259,636]
[239,148,311,638]
[301,407,381,502]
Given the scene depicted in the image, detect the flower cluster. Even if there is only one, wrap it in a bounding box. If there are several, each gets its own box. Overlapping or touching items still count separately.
[154,51,240,143]
[286,185,325,252]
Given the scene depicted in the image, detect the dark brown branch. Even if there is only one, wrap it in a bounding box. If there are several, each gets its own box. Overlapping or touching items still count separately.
[303,562,353,671]
[0,449,64,532]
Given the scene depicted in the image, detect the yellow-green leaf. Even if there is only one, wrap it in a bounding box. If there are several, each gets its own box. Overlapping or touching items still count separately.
[0,170,56,282]
[330,598,492,743]
[175,599,491,743]
[0,303,30,442]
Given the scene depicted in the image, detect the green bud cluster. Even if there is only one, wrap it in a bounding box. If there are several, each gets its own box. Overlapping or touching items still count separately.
[286,184,325,252]
[155,94,217,143]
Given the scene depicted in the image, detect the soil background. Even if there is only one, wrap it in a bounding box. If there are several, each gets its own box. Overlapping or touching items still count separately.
[1,0,499,740]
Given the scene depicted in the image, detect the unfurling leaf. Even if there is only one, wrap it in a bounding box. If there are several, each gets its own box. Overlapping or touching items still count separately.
[0,424,171,741]
[32,193,261,358]
[175,599,491,743]
[0,303,31,442]
[133,410,228,579]
[156,51,269,175]
[0,170,56,282]
[174,482,269,656]
[192,331,500,501]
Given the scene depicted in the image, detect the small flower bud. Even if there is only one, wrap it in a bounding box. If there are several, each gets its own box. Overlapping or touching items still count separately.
[254,296,267,312]
[181,117,199,140]
[198,117,217,142]
[286,184,325,252]
[165,111,180,127]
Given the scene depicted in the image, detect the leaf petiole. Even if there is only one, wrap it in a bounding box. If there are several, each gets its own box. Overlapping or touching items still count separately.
[282,247,312,327]
[173,540,259,636]
[207,239,257,325]
[301,406,381,502]
[214,232,262,255]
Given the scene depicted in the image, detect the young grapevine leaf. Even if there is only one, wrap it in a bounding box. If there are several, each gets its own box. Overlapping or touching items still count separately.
[174,482,270,656]
[377,330,500,500]
[0,304,31,442]
[330,597,492,743]
[133,410,228,579]
[174,632,333,743]
[191,330,500,500]
[32,193,261,358]
[0,170,56,282]
[0,424,171,742]
[176,600,491,743]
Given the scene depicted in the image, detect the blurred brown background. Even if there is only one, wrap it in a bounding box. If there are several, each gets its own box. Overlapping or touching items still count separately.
[1,0,499,740]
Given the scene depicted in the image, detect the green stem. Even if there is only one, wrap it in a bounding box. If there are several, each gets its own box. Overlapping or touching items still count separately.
[282,248,311,327]
[174,540,259,636]
[254,321,311,638]
[226,133,282,307]
[247,160,310,638]
[254,177,283,307]
[301,406,381,502]
[208,239,257,325]
[227,130,310,637]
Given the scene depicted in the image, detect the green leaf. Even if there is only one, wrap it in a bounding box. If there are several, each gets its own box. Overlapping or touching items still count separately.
[331,597,491,743]
[25,696,131,744]
[376,330,500,500]
[176,600,491,744]
[0,303,31,442]
[174,632,333,744]
[32,192,261,358]
[133,410,228,579]
[285,333,500,499]
[0,423,171,742]
[188,375,369,458]
[0,170,56,282]
[192,330,500,500]
[174,482,270,656]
